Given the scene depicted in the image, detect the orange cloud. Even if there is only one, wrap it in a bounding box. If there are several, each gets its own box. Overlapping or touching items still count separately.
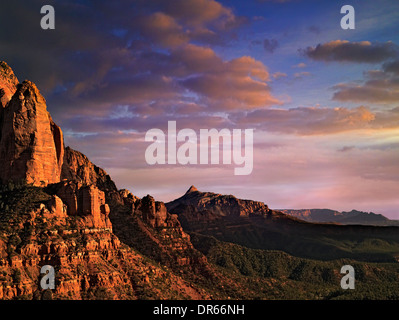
[139,12,189,48]
[136,0,246,48]
[182,55,281,108]
[161,0,235,26]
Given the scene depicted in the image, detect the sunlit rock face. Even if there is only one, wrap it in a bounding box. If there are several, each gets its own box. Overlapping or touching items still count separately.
[0,72,64,186]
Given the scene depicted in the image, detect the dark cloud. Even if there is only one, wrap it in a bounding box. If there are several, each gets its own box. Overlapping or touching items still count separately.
[263,38,279,53]
[383,59,399,75]
[307,25,321,35]
[333,82,399,103]
[0,0,280,128]
[302,40,399,63]
[332,67,399,104]
[44,43,280,122]
[302,40,399,104]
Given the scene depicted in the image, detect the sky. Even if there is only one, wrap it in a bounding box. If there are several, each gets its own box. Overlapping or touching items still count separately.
[1,0,399,218]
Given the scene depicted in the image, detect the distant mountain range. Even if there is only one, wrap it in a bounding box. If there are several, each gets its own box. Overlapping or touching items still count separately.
[166,186,399,262]
[279,209,399,226]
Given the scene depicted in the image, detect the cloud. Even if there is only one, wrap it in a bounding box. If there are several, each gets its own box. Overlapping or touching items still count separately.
[383,59,399,75]
[0,0,281,122]
[136,0,248,45]
[293,71,311,78]
[155,0,243,29]
[333,82,399,103]
[302,40,399,63]
[369,107,399,128]
[0,0,247,92]
[137,12,189,48]
[300,40,399,104]
[292,62,306,68]
[263,38,279,53]
[332,67,399,104]
[100,129,399,220]
[230,106,376,135]
[180,54,281,109]
[46,43,281,120]
[272,72,287,79]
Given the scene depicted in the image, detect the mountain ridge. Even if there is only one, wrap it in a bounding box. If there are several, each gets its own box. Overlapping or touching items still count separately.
[166,186,399,262]
[279,208,399,226]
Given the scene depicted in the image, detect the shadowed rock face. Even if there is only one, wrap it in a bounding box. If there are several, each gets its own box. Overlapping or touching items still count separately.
[61,146,117,192]
[0,79,64,186]
[167,185,271,218]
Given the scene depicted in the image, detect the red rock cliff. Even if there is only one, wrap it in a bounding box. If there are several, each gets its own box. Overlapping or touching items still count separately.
[0,61,18,108]
[0,77,64,186]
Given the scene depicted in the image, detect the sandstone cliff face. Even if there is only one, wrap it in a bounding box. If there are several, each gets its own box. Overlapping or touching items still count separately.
[61,146,117,192]
[0,63,116,192]
[0,61,18,109]
[0,79,64,186]
[53,181,112,230]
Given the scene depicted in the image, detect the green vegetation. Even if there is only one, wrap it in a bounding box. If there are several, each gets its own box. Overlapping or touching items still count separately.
[179,214,399,263]
[0,181,51,235]
[190,232,399,300]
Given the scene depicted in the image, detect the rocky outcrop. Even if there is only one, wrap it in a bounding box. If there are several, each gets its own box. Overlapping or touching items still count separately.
[52,181,112,229]
[136,195,168,228]
[109,192,208,268]
[42,195,68,221]
[0,79,64,186]
[0,61,18,108]
[80,185,112,229]
[61,146,117,192]
[167,185,271,218]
